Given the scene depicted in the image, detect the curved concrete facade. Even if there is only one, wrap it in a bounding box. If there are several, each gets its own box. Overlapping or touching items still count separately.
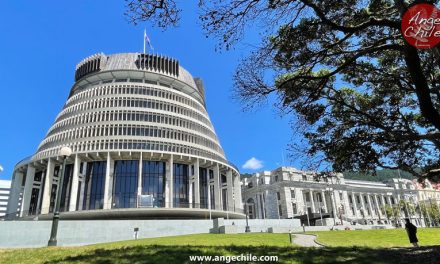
[7,53,244,219]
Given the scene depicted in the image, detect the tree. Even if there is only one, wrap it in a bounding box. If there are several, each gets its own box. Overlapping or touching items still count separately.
[124,0,440,181]
[419,201,440,225]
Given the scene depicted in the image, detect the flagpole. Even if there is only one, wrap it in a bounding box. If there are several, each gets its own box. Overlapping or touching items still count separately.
[143,29,146,54]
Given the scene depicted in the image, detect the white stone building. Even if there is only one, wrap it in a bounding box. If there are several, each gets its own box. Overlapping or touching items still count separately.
[242,167,440,227]
[0,180,11,219]
[6,53,243,220]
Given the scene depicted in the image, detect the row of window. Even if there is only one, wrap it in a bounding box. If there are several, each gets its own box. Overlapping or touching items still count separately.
[66,84,205,115]
[46,110,218,144]
[39,124,222,154]
[34,139,227,164]
[26,160,236,214]
[56,96,212,129]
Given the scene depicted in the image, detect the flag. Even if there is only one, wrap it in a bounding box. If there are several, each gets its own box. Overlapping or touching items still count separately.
[144,29,154,51]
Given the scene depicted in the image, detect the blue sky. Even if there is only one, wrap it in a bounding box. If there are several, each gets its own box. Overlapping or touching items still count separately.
[0,0,299,180]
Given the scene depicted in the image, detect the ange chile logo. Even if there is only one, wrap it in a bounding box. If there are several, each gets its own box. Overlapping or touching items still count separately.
[401,3,440,49]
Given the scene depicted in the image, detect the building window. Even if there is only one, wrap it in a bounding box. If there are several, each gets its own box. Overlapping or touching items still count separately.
[113,160,139,209]
[248,182,253,188]
[210,185,215,209]
[302,175,307,181]
[305,193,310,202]
[339,192,343,200]
[199,168,208,209]
[356,196,360,203]
[277,192,281,200]
[349,195,353,204]
[34,171,43,182]
[60,164,74,212]
[291,189,295,199]
[173,163,189,208]
[316,193,322,203]
[292,203,297,214]
[274,175,278,182]
[141,161,166,207]
[221,174,227,184]
[28,188,40,216]
[278,204,282,216]
[83,161,106,210]
[222,188,228,211]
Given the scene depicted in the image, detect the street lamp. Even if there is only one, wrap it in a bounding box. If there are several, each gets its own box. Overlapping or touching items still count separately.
[48,146,72,247]
[245,202,251,232]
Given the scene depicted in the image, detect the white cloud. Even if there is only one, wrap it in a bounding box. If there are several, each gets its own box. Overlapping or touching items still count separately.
[242,157,264,170]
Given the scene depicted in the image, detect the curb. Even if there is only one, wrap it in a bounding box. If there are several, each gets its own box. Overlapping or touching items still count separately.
[309,234,327,247]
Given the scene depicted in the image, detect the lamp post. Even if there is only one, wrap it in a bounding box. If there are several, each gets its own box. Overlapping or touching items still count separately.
[245,202,251,232]
[48,146,72,247]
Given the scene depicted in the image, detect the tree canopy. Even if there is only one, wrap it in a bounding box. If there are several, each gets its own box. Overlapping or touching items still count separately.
[124,0,440,181]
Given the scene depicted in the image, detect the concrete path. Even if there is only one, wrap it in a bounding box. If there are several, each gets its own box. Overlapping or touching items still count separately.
[292,234,324,247]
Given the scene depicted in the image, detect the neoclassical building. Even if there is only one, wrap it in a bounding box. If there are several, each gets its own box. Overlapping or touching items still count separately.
[0,180,11,220]
[7,53,243,220]
[242,167,440,226]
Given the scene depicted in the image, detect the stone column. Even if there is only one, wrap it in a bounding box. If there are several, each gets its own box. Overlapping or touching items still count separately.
[309,190,315,213]
[387,195,392,206]
[78,162,87,211]
[226,169,233,212]
[193,159,200,208]
[374,194,382,218]
[380,194,385,206]
[334,190,342,217]
[213,164,221,210]
[41,158,55,214]
[233,172,242,211]
[137,153,143,199]
[351,193,359,218]
[342,191,351,217]
[165,154,174,208]
[103,152,114,209]
[207,169,211,212]
[188,171,193,209]
[321,190,328,213]
[366,194,375,218]
[359,193,367,219]
[68,154,81,211]
[6,170,24,219]
[21,165,35,216]
[255,193,260,218]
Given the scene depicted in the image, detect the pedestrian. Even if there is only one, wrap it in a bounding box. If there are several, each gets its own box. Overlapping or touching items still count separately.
[404,218,419,247]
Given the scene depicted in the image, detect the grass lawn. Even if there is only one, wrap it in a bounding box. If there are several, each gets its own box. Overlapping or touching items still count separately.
[1,232,440,264]
[309,228,440,248]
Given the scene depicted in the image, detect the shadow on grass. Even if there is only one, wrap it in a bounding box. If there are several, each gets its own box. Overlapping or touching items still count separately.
[43,245,440,264]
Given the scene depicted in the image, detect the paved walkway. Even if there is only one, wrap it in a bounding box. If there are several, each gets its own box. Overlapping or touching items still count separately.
[291,234,324,247]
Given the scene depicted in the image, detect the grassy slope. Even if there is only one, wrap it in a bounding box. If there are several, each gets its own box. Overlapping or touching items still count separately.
[0,234,293,264]
[310,228,440,248]
[1,231,440,264]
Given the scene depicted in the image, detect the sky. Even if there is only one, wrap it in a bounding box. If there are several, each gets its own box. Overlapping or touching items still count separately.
[0,0,299,180]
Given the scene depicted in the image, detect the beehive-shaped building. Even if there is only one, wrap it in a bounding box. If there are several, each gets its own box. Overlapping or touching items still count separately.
[7,53,243,219]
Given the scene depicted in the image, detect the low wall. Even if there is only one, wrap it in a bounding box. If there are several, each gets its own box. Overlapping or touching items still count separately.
[224,219,301,233]
[0,218,302,248]
[0,220,213,248]
[290,224,395,233]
